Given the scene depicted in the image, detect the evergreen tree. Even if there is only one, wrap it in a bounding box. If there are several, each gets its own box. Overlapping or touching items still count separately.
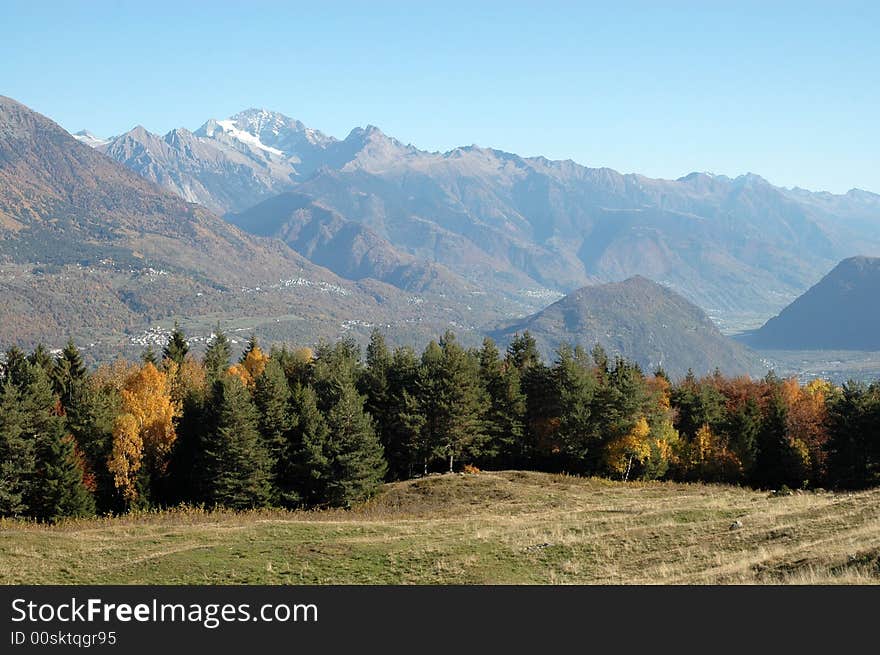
[754,389,790,488]
[519,354,558,467]
[360,330,394,473]
[2,347,29,389]
[507,331,541,372]
[203,326,232,381]
[28,344,55,375]
[64,377,119,512]
[21,364,94,521]
[200,375,272,509]
[324,382,387,507]
[478,338,525,468]
[383,346,424,479]
[162,322,189,367]
[312,338,362,410]
[141,345,159,366]
[825,381,880,489]
[555,344,599,471]
[254,358,294,500]
[283,384,332,507]
[52,338,87,408]
[724,397,761,480]
[0,381,34,516]
[164,379,208,506]
[361,329,391,421]
[417,332,486,472]
[240,334,260,361]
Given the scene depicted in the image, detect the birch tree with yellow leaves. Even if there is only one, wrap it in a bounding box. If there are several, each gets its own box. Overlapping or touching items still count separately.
[107,362,179,504]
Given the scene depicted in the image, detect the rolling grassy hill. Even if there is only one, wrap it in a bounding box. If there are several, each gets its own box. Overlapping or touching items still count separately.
[2,471,878,584]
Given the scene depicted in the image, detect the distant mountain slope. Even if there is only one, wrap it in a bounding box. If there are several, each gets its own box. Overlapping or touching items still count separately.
[490,276,764,377]
[0,96,516,360]
[744,256,880,350]
[87,109,880,326]
[228,192,476,294]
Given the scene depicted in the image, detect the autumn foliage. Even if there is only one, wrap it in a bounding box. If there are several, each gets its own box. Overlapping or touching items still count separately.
[4,327,880,521]
[107,362,179,502]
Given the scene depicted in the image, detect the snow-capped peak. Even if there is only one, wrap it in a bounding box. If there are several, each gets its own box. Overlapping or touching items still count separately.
[72,130,110,148]
[212,118,285,156]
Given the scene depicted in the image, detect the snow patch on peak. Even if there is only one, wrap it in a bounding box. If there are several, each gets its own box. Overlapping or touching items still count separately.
[211,118,285,156]
[72,130,110,148]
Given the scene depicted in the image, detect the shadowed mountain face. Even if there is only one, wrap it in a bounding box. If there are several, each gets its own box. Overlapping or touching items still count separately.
[89,109,880,327]
[490,276,764,377]
[0,96,526,360]
[744,256,880,350]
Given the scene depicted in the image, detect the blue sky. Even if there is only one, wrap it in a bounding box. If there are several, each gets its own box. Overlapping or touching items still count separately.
[2,1,877,193]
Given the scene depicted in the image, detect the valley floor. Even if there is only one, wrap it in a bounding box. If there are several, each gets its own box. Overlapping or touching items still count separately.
[1,471,878,584]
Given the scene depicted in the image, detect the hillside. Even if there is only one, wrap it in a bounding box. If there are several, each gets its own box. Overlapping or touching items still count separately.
[87,109,880,327]
[1,471,877,585]
[0,96,518,360]
[228,191,478,294]
[745,256,880,350]
[491,276,763,376]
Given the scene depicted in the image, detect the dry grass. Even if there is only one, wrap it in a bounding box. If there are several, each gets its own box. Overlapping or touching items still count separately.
[1,471,879,584]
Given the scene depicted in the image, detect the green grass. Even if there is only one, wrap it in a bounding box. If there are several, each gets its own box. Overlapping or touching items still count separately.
[2,471,879,584]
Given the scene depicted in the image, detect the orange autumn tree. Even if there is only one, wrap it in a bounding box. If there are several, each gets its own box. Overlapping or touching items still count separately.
[227,337,269,389]
[677,423,742,482]
[108,362,180,503]
[780,377,832,484]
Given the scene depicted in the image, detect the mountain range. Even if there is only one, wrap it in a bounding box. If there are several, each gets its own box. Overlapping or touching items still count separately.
[4,96,879,373]
[0,97,524,363]
[81,108,880,329]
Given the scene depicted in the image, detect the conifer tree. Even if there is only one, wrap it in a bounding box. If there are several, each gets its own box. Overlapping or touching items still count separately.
[478,338,525,468]
[754,389,790,488]
[312,338,362,410]
[21,364,94,521]
[200,375,271,509]
[361,329,391,422]
[52,338,87,408]
[64,376,118,512]
[2,347,29,389]
[162,322,189,367]
[724,397,761,480]
[0,381,34,516]
[203,326,232,381]
[507,331,541,372]
[383,346,424,479]
[141,346,159,366]
[324,382,387,507]
[825,381,880,489]
[555,343,599,470]
[28,344,55,375]
[254,358,293,499]
[282,384,332,507]
[417,332,486,472]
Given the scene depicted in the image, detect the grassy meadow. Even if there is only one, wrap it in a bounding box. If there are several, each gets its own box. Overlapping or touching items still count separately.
[1,471,879,584]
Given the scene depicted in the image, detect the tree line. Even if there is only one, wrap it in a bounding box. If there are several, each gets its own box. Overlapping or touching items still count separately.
[1,327,879,521]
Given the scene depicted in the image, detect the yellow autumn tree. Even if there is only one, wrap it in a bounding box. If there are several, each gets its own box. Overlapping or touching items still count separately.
[163,356,208,405]
[604,417,652,481]
[107,362,180,502]
[227,343,269,389]
[677,423,742,482]
[643,417,679,479]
